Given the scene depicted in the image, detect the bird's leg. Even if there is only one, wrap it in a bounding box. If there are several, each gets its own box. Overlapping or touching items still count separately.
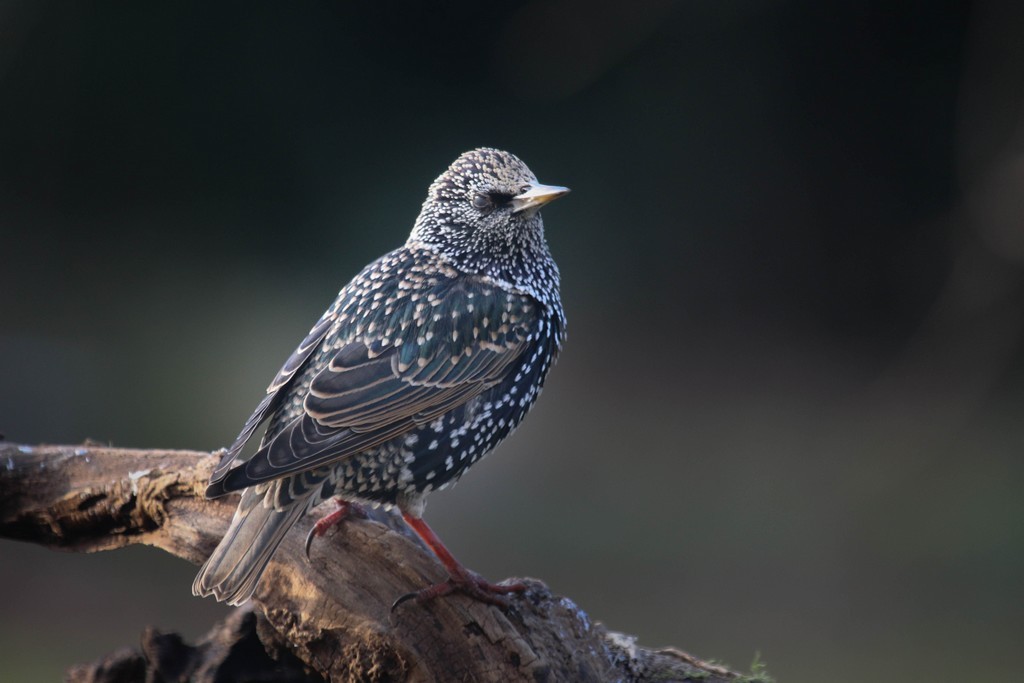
[304,498,367,559]
[392,512,526,610]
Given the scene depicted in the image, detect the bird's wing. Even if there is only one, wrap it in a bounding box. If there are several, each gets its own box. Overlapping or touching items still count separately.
[208,311,336,487]
[212,278,542,494]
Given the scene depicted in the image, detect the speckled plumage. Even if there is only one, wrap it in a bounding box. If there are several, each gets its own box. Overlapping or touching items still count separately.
[194,149,567,606]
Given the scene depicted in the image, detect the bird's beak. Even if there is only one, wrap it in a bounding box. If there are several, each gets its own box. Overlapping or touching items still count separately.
[511,183,570,214]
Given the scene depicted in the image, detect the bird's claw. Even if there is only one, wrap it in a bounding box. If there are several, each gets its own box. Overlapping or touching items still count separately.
[304,499,367,561]
[303,526,319,560]
[390,574,526,613]
[391,590,421,612]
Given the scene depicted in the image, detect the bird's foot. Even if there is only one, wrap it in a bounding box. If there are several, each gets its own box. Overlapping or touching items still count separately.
[393,511,526,610]
[304,498,367,559]
[392,568,526,611]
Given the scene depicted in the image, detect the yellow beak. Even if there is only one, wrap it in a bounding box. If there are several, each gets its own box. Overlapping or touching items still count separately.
[511,183,570,214]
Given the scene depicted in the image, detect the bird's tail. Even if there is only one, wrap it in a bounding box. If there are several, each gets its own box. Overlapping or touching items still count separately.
[193,487,312,605]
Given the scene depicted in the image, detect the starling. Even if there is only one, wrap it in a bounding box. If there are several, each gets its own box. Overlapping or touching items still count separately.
[193,148,568,607]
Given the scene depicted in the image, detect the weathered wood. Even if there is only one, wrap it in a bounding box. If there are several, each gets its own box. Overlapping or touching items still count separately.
[0,442,745,682]
[65,608,321,683]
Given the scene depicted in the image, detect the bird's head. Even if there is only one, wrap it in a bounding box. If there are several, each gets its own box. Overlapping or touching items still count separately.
[409,148,568,289]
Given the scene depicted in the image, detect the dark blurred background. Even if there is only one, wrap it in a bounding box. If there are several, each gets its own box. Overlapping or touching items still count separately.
[2,2,1023,681]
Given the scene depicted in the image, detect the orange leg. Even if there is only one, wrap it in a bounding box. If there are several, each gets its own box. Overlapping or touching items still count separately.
[393,512,526,610]
[304,498,366,559]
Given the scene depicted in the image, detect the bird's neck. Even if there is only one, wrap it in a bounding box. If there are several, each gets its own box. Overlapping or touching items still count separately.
[405,233,561,313]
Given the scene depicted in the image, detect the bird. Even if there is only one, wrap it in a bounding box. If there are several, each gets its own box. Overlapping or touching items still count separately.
[193,148,568,608]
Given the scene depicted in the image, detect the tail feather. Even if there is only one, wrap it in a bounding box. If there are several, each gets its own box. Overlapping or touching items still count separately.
[193,487,313,605]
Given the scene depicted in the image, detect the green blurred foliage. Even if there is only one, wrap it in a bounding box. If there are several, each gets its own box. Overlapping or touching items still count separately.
[2,2,1023,682]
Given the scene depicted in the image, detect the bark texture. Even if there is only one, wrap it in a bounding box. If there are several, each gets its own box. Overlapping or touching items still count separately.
[0,442,747,683]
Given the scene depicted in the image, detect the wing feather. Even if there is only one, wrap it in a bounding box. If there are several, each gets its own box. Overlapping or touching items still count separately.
[213,273,544,495]
[207,312,335,492]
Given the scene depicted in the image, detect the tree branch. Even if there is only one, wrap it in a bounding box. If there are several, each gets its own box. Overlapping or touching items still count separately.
[0,442,747,682]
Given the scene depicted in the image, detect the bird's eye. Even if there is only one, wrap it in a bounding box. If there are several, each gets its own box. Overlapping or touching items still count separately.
[472,193,493,211]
